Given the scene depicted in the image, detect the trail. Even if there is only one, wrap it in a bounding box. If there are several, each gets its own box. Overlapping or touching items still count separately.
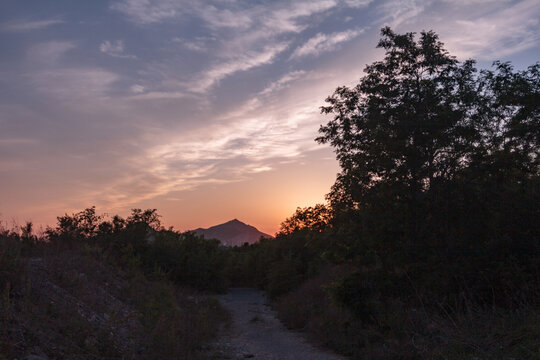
[207,288,346,360]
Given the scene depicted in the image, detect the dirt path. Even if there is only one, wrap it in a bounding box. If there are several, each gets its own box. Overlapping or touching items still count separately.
[207,288,346,360]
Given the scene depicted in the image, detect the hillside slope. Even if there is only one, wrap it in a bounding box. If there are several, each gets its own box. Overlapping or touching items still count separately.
[1,250,227,359]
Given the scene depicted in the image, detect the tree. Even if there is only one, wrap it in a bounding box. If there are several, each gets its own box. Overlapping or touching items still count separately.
[472,61,540,177]
[127,208,161,230]
[317,27,482,208]
[278,204,332,236]
[317,27,539,249]
[47,206,102,245]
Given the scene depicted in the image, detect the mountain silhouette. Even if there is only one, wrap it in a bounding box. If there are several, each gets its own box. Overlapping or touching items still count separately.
[192,219,273,246]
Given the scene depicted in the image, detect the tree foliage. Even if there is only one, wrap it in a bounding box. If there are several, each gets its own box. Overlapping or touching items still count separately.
[45,207,227,291]
[277,204,332,235]
[317,27,539,211]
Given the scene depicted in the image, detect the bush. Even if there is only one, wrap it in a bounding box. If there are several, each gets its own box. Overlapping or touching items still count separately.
[0,228,22,290]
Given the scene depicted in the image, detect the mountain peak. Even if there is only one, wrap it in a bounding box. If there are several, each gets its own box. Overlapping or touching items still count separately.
[192,219,272,247]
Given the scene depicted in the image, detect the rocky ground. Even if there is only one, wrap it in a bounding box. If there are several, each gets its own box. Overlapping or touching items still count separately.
[206,288,346,360]
[1,250,224,359]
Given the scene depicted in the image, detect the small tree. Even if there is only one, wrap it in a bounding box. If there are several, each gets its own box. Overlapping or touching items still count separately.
[278,204,332,236]
[127,208,161,230]
[46,206,102,246]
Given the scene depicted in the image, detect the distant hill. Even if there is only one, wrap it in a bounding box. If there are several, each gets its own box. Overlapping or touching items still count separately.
[192,219,273,246]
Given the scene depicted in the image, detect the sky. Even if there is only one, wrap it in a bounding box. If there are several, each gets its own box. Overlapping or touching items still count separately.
[1,0,539,235]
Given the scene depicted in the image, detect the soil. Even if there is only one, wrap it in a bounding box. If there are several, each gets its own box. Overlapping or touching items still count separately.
[207,288,346,360]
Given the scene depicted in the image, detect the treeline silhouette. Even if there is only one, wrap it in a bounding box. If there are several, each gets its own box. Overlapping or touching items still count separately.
[45,207,229,292]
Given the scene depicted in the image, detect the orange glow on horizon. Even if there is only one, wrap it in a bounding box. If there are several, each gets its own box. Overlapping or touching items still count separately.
[2,151,339,237]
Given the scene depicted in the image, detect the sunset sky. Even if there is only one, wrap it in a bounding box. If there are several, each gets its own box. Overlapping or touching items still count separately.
[1,0,539,235]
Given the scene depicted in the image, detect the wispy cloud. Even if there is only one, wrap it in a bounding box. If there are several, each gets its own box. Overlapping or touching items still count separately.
[124,89,331,205]
[343,0,373,8]
[192,42,290,93]
[442,0,511,4]
[144,112,314,189]
[128,91,190,100]
[198,4,254,29]
[186,1,341,92]
[290,28,365,59]
[172,36,215,52]
[24,41,121,101]
[27,41,75,65]
[30,68,119,100]
[441,0,540,59]
[376,0,427,28]
[57,110,317,209]
[265,1,339,33]
[0,19,63,32]
[130,84,145,93]
[371,0,539,60]
[111,0,369,96]
[259,70,307,95]
[111,0,344,28]
[110,0,184,24]
[100,40,137,59]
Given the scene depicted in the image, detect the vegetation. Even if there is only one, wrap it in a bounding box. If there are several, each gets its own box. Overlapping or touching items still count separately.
[224,28,540,359]
[45,207,228,292]
[0,210,229,359]
[1,27,538,359]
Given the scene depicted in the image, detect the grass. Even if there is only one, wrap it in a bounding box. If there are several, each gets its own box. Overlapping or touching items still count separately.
[275,266,540,359]
[0,231,229,359]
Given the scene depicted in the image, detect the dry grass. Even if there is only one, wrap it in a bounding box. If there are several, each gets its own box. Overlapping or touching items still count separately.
[0,243,228,359]
[276,267,540,359]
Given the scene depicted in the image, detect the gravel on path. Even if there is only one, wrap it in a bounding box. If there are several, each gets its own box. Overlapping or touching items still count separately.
[207,288,346,360]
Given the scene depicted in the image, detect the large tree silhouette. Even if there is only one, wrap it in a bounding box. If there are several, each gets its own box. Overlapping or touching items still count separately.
[317,27,539,213]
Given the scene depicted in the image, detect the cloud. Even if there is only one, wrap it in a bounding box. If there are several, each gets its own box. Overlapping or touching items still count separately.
[111,0,371,28]
[100,40,136,59]
[192,42,290,93]
[172,36,215,52]
[145,120,302,187]
[198,4,253,29]
[368,0,539,60]
[343,0,373,8]
[23,41,121,101]
[290,28,365,59]
[266,1,338,33]
[376,0,427,28]
[111,0,369,96]
[130,84,145,93]
[0,19,63,32]
[186,1,342,91]
[128,91,191,100]
[30,68,119,100]
[251,166,273,173]
[111,0,343,28]
[440,0,540,59]
[110,0,185,24]
[124,92,328,205]
[27,41,75,65]
[442,0,511,4]
[259,70,307,95]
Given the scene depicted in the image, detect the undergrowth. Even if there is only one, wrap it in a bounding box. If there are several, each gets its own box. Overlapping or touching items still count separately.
[0,221,228,359]
[275,267,539,359]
